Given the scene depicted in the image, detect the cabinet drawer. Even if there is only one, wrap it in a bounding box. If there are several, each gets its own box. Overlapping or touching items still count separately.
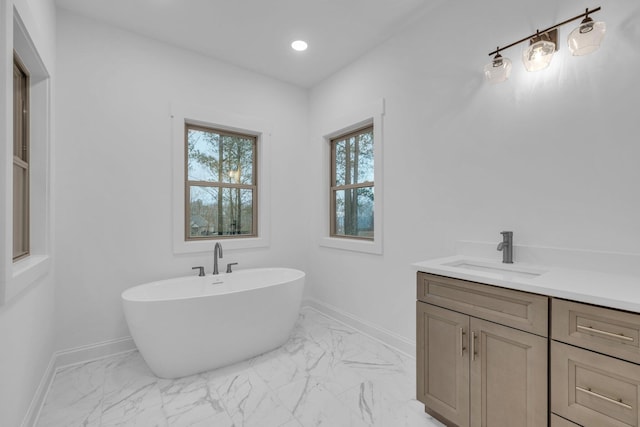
[551,414,582,427]
[417,272,548,336]
[552,299,640,364]
[551,341,640,427]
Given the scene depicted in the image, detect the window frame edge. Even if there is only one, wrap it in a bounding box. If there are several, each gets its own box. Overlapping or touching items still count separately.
[319,98,384,255]
[171,103,271,254]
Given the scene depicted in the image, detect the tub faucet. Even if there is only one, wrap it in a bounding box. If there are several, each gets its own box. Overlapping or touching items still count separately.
[213,242,223,275]
[497,231,513,264]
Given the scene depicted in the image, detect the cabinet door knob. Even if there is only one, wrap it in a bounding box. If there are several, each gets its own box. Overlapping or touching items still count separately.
[460,328,466,357]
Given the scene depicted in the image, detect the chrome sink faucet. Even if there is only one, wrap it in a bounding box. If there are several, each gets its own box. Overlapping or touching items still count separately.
[497,231,513,264]
[213,242,223,275]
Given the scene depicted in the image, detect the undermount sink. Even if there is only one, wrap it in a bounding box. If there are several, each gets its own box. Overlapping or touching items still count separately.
[443,259,547,279]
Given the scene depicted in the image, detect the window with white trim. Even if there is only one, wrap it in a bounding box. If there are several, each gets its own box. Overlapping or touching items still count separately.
[185,124,257,240]
[171,103,271,253]
[330,125,374,239]
[2,10,53,305]
[320,99,384,254]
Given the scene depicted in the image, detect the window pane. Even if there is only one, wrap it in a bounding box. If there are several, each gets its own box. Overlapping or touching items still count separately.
[187,128,220,182]
[13,164,28,257]
[356,130,374,183]
[187,127,255,184]
[334,186,374,238]
[13,58,29,260]
[221,134,254,185]
[189,186,217,237]
[13,63,27,161]
[333,129,373,186]
[189,186,254,238]
[219,187,254,235]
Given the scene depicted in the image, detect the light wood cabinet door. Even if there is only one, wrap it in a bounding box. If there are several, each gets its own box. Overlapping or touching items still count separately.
[417,302,470,427]
[470,317,548,427]
[552,341,640,427]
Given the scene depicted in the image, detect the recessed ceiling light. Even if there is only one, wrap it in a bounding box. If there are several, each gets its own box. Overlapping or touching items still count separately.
[291,40,308,52]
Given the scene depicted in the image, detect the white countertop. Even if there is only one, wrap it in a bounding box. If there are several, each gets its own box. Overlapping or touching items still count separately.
[414,255,640,313]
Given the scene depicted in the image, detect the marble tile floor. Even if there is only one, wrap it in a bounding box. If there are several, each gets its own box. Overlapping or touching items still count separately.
[36,307,444,427]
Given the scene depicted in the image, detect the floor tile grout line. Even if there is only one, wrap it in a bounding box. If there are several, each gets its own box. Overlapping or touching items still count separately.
[247,364,292,411]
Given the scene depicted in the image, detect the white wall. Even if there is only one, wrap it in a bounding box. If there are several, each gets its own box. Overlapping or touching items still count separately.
[0,276,55,427]
[51,0,640,375]
[54,10,309,351]
[306,0,640,344]
[2,0,635,423]
[0,0,56,425]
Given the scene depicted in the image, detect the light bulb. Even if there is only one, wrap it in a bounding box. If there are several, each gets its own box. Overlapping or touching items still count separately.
[522,40,555,72]
[291,40,308,51]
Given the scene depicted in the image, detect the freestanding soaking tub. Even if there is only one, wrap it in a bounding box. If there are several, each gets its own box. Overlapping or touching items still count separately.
[122,268,305,378]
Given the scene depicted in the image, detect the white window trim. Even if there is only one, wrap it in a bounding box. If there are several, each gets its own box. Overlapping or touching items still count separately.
[320,98,384,254]
[0,7,52,305]
[171,103,271,254]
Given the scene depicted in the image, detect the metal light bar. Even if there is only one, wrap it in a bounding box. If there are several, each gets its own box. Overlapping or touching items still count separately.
[488,7,601,56]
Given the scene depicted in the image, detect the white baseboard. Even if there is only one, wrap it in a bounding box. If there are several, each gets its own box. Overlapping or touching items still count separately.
[54,336,136,370]
[25,336,137,427]
[302,297,416,358]
[21,354,56,427]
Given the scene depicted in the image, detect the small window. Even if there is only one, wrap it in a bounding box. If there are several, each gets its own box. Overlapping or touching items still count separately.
[185,124,257,240]
[13,55,29,261]
[330,126,374,239]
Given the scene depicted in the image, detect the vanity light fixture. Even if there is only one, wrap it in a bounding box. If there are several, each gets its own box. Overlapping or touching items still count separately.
[485,6,604,83]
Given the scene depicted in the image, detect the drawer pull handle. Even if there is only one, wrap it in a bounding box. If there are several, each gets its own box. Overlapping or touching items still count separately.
[576,386,633,410]
[577,325,634,342]
[459,328,466,357]
[471,331,477,361]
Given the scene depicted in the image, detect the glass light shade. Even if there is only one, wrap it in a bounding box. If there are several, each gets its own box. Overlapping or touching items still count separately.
[522,40,555,72]
[568,20,606,56]
[484,56,512,84]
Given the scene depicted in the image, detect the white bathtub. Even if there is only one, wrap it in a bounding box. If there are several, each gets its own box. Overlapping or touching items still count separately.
[122,268,305,379]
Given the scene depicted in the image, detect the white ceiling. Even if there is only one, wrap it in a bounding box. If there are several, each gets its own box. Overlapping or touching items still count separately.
[55,0,432,88]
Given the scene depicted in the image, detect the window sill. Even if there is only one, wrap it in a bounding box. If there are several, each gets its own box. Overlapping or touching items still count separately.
[174,237,269,254]
[320,237,382,255]
[6,254,51,302]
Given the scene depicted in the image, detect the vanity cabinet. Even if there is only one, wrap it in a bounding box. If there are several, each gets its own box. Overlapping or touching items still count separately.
[551,298,640,427]
[417,272,548,427]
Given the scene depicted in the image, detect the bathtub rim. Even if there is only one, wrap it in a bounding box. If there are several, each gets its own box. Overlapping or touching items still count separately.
[121,267,305,303]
